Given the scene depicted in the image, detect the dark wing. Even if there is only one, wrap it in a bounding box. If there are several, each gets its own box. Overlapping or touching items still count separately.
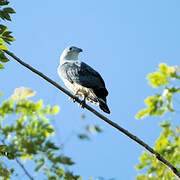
[60,62,108,99]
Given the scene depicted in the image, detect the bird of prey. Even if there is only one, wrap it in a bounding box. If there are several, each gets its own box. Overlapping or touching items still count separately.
[57,46,110,114]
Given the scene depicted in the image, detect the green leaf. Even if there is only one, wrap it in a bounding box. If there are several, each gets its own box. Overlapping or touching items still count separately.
[64,172,81,180]
[55,156,74,165]
[86,125,103,134]
[0,63,4,69]
[78,133,90,140]
[0,10,11,21]
[54,168,65,177]
[0,1,9,6]
[45,141,59,150]
[35,158,45,171]
[0,51,9,62]
[0,145,8,154]
[3,7,15,14]
[135,108,150,119]
[0,43,8,50]
[147,72,168,88]
[51,105,60,114]
[0,25,7,34]
[160,121,170,128]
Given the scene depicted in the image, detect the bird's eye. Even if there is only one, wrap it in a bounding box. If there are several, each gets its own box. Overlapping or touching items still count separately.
[69,47,73,51]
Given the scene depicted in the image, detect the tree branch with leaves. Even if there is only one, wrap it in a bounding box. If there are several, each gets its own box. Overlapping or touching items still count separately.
[136,63,180,180]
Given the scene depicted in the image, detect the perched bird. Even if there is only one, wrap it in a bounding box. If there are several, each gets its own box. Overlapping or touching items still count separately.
[57,46,110,114]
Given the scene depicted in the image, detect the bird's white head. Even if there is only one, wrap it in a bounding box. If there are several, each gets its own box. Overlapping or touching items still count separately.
[60,46,83,65]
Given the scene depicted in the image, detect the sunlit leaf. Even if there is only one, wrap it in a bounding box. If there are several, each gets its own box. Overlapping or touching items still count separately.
[136,122,180,179]
[11,87,36,100]
[0,41,8,50]
[51,105,60,114]
[0,63,4,69]
[147,72,168,88]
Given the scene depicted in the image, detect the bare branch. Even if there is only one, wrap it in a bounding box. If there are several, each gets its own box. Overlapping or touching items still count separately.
[15,158,34,180]
[4,50,180,178]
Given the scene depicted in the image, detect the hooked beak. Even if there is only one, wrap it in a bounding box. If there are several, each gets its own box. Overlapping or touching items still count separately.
[78,48,83,53]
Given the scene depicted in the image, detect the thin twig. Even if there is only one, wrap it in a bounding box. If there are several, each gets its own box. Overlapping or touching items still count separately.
[1,139,34,180]
[15,158,34,180]
[4,50,180,178]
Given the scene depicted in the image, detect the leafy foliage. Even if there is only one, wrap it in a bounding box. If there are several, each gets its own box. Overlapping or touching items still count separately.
[0,87,81,179]
[136,63,180,119]
[0,0,15,21]
[0,160,13,179]
[136,122,180,180]
[0,0,15,69]
[136,63,180,179]
[147,63,179,88]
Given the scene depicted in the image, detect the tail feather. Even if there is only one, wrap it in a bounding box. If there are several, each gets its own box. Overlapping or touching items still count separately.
[99,100,110,114]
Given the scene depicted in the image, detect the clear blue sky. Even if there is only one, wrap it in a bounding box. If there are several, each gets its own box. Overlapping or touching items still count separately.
[1,0,180,179]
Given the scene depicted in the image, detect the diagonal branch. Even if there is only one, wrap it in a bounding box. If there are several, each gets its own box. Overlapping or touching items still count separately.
[15,158,34,180]
[4,50,180,178]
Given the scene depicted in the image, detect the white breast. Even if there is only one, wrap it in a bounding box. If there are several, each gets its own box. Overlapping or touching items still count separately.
[64,79,98,103]
[63,79,89,96]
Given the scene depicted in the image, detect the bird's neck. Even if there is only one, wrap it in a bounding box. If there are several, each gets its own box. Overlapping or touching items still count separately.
[60,58,80,66]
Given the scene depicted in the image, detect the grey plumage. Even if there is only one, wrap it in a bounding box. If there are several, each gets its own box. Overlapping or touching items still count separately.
[60,62,106,90]
[58,46,110,114]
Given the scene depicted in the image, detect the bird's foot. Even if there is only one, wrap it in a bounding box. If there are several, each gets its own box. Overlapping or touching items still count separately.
[79,99,86,108]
